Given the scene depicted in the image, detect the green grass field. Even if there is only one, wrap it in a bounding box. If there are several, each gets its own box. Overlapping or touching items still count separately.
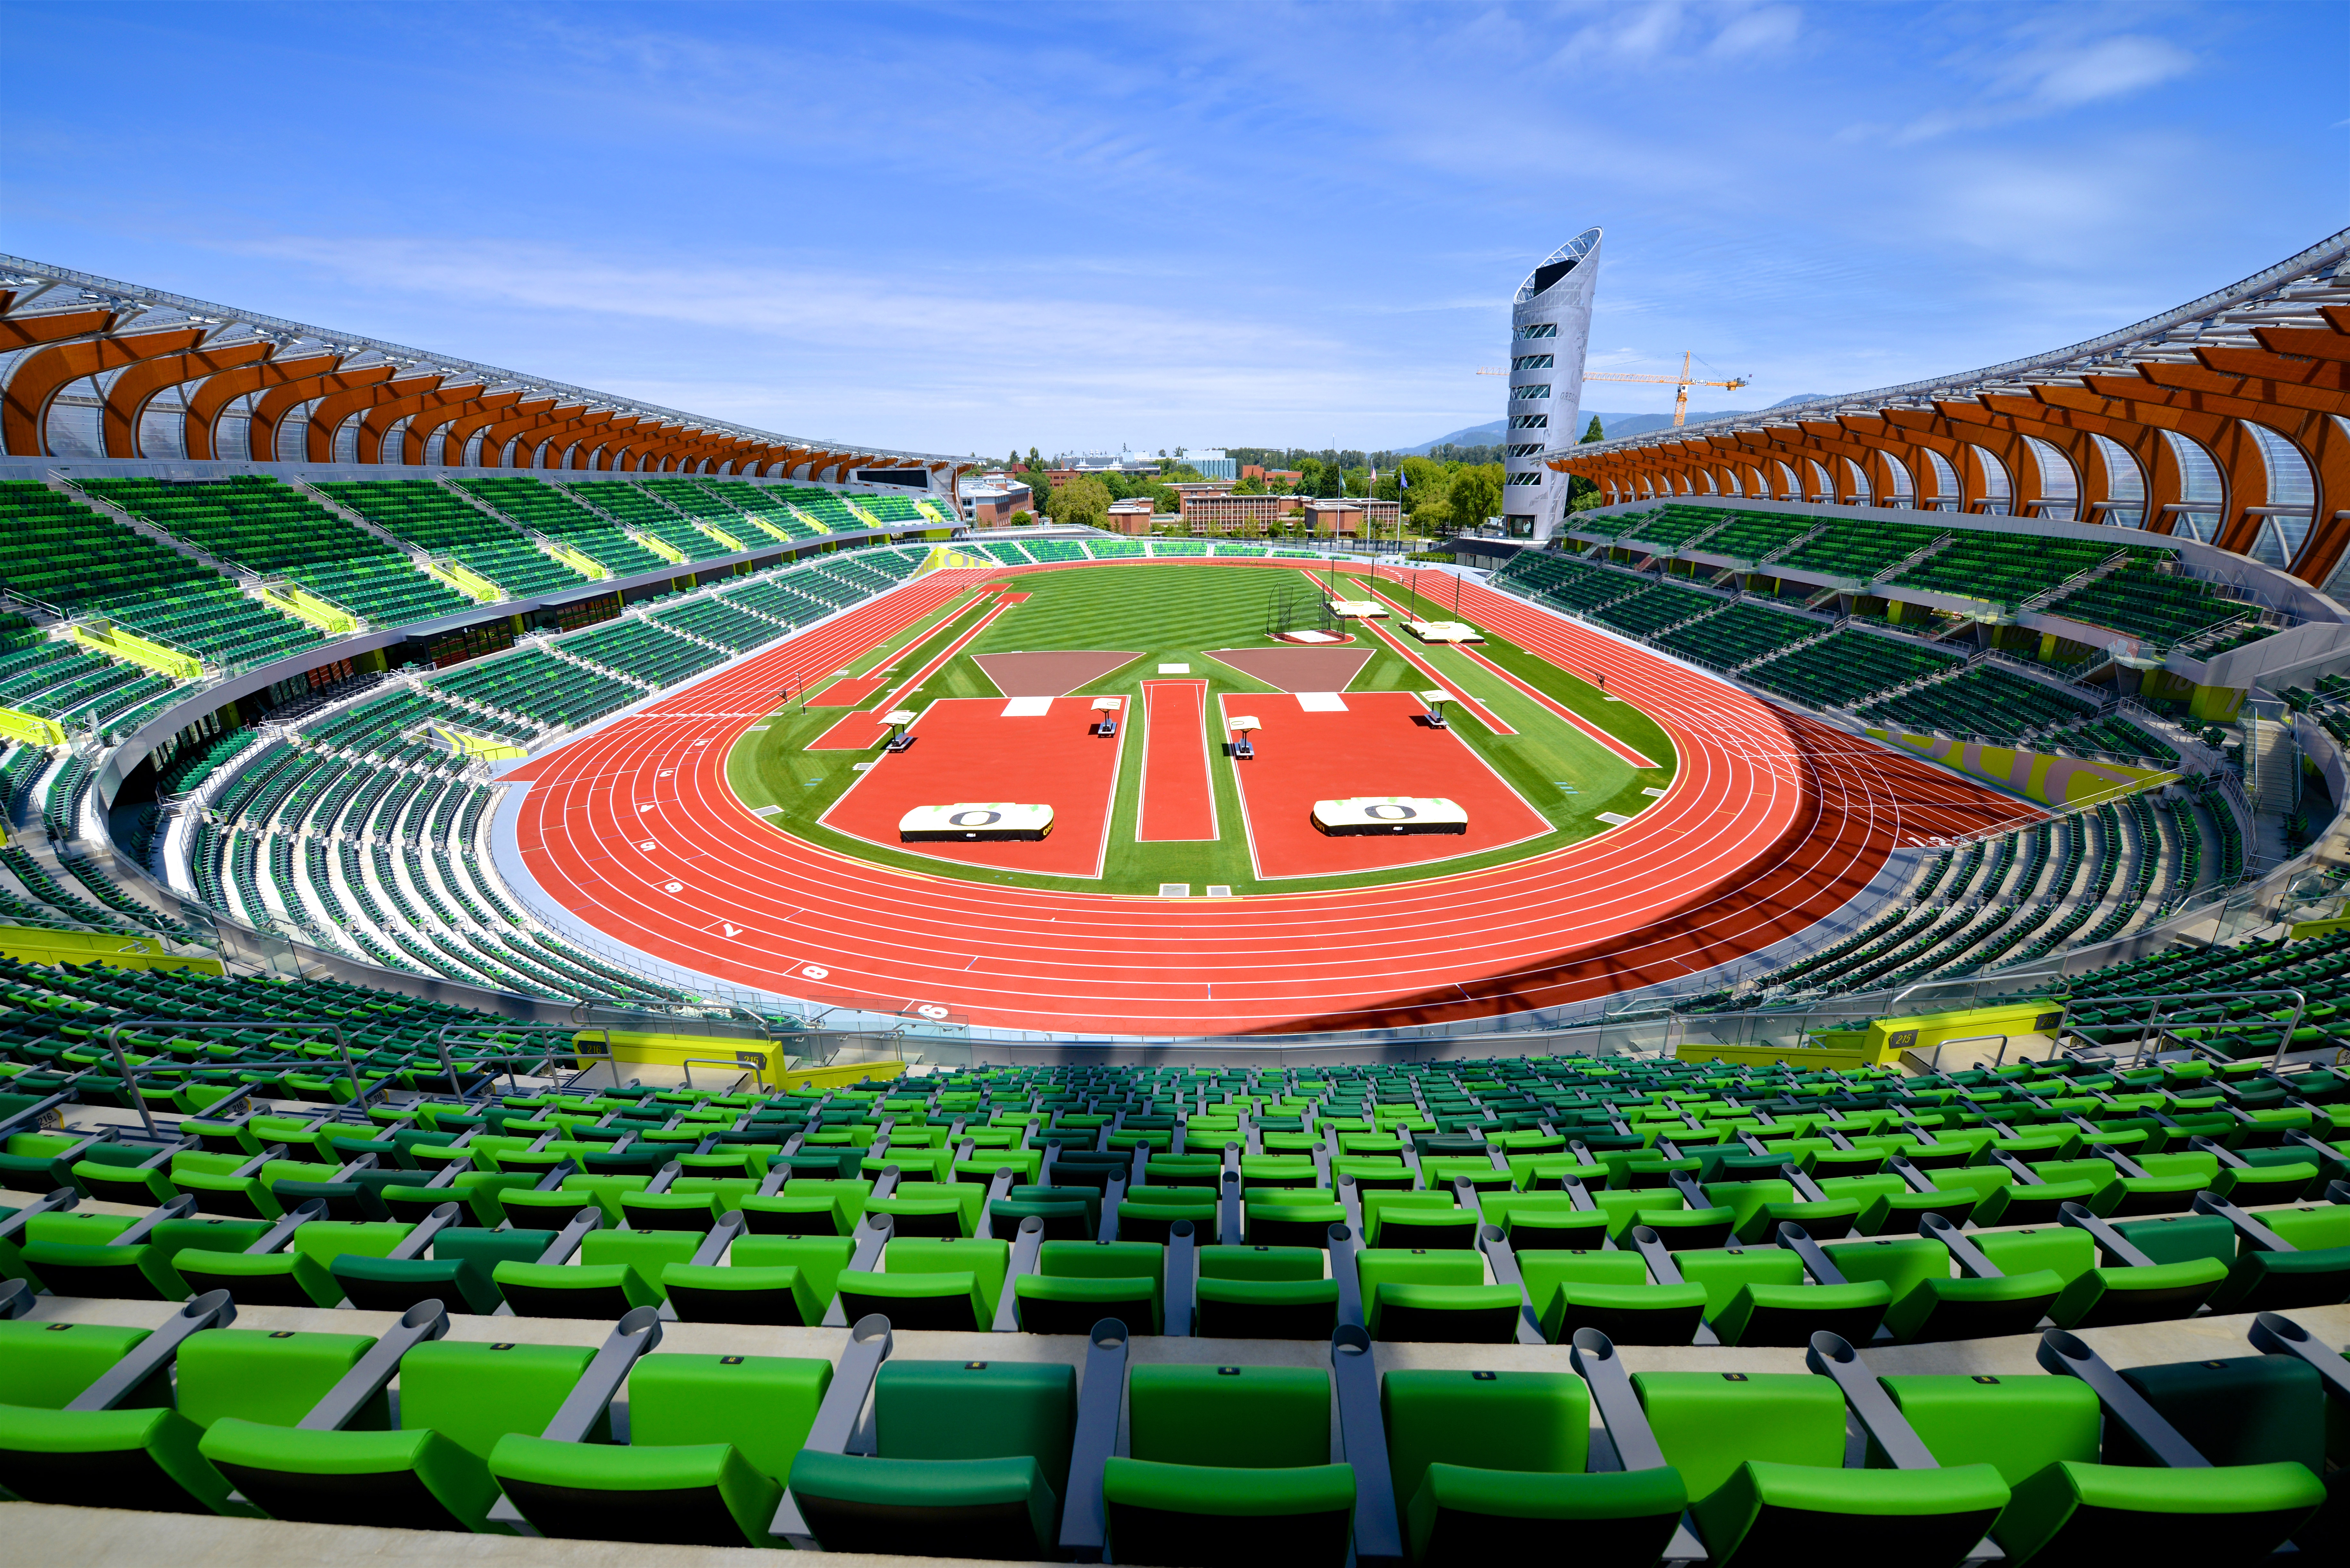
[726,563,1676,895]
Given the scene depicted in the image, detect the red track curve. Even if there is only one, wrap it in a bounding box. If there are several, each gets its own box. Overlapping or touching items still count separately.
[502,561,2039,1036]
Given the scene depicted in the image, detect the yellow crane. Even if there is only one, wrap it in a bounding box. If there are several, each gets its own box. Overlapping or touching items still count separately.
[1477,350,1751,429]
[1581,352,1750,428]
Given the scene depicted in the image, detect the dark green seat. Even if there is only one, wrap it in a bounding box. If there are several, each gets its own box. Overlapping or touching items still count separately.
[1104,1364,1353,1567]
[1015,1241,1165,1335]
[792,1359,1074,1560]
[333,1253,502,1316]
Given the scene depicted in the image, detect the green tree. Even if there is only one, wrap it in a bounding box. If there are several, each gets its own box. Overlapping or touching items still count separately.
[1007,509,1034,526]
[1581,416,1604,444]
[1341,465,1370,497]
[1315,462,1343,498]
[1044,474,1113,527]
[1446,466,1501,532]
[1027,446,1042,466]
[1295,456,1325,495]
[1234,473,1267,495]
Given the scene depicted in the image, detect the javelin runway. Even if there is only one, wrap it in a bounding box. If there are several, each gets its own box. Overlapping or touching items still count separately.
[501,559,2038,1035]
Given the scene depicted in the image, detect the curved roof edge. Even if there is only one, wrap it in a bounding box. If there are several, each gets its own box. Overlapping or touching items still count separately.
[1574,227,2350,453]
[0,252,959,466]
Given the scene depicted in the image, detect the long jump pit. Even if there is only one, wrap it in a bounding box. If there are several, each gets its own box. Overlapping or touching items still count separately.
[1217,690,1552,878]
[817,696,1128,878]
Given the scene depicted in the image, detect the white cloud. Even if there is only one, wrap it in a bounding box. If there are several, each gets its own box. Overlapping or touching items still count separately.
[2034,34,2195,106]
[1709,4,1802,59]
[1895,28,2197,143]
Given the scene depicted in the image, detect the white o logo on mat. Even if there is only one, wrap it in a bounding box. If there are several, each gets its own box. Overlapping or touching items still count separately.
[802,965,830,980]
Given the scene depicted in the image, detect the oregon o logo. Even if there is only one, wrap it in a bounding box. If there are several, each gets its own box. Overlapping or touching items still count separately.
[948,809,1003,827]
[1364,803,1418,820]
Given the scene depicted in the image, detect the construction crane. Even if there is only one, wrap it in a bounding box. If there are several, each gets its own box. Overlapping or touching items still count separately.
[1475,351,1750,428]
[1580,352,1750,428]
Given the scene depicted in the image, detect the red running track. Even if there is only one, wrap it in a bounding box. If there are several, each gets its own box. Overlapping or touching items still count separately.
[504,559,2040,1036]
[1137,680,1217,842]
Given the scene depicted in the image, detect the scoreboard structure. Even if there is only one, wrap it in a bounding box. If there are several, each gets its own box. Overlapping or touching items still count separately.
[1310,797,1468,836]
[899,802,1055,843]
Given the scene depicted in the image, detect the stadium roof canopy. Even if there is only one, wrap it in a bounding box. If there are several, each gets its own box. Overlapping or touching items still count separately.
[0,253,967,483]
[1551,228,2350,588]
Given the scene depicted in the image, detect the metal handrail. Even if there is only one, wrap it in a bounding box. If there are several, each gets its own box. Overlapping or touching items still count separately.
[2046,987,2311,1070]
[433,1022,616,1098]
[97,1019,359,1139]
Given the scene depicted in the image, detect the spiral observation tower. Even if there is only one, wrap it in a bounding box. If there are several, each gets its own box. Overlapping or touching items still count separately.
[1505,226,1602,540]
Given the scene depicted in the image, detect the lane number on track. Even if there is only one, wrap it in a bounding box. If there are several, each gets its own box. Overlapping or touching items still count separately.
[663,881,684,893]
[659,770,673,778]
[915,1004,952,1021]
[801,964,830,980]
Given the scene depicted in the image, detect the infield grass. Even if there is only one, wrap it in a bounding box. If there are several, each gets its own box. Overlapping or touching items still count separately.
[727,562,1677,896]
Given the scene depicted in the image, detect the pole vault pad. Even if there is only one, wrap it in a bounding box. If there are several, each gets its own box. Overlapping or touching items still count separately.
[1312,796,1467,836]
[900,802,1055,842]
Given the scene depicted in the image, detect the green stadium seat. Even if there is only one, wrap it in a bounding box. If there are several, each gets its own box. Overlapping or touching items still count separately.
[1103,1362,1354,1567]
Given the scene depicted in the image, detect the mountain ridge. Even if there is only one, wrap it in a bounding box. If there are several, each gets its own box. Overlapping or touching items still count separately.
[1397,395,1832,454]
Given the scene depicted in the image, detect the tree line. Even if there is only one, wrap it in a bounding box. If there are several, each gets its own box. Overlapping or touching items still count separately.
[979,418,1608,534]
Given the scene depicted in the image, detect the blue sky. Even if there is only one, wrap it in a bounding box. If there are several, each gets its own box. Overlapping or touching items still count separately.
[5,1,2343,458]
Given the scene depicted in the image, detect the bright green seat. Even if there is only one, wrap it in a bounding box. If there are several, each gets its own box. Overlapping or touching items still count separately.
[1682,1248,1893,1348]
[834,1259,985,1328]
[1358,1247,1520,1344]
[1382,1366,1686,1567]
[492,1261,663,1318]
[1881,1367,2327,1564]
[198,1337,596,1532]
[1518,1250,1702,1345]
[0,1325,379,1514]
[487,1352,829,1547]
[1635,1370,2008,1564]
[175,1245,345,1308]
[661,1262,825,1326]
[15,1237,189,1301]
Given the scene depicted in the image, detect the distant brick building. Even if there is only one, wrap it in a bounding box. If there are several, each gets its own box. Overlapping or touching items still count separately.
[959,474,1033,528]
[1104,499,1155,535]
[1299,498,1404,538]
[1179,491,1302,535]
